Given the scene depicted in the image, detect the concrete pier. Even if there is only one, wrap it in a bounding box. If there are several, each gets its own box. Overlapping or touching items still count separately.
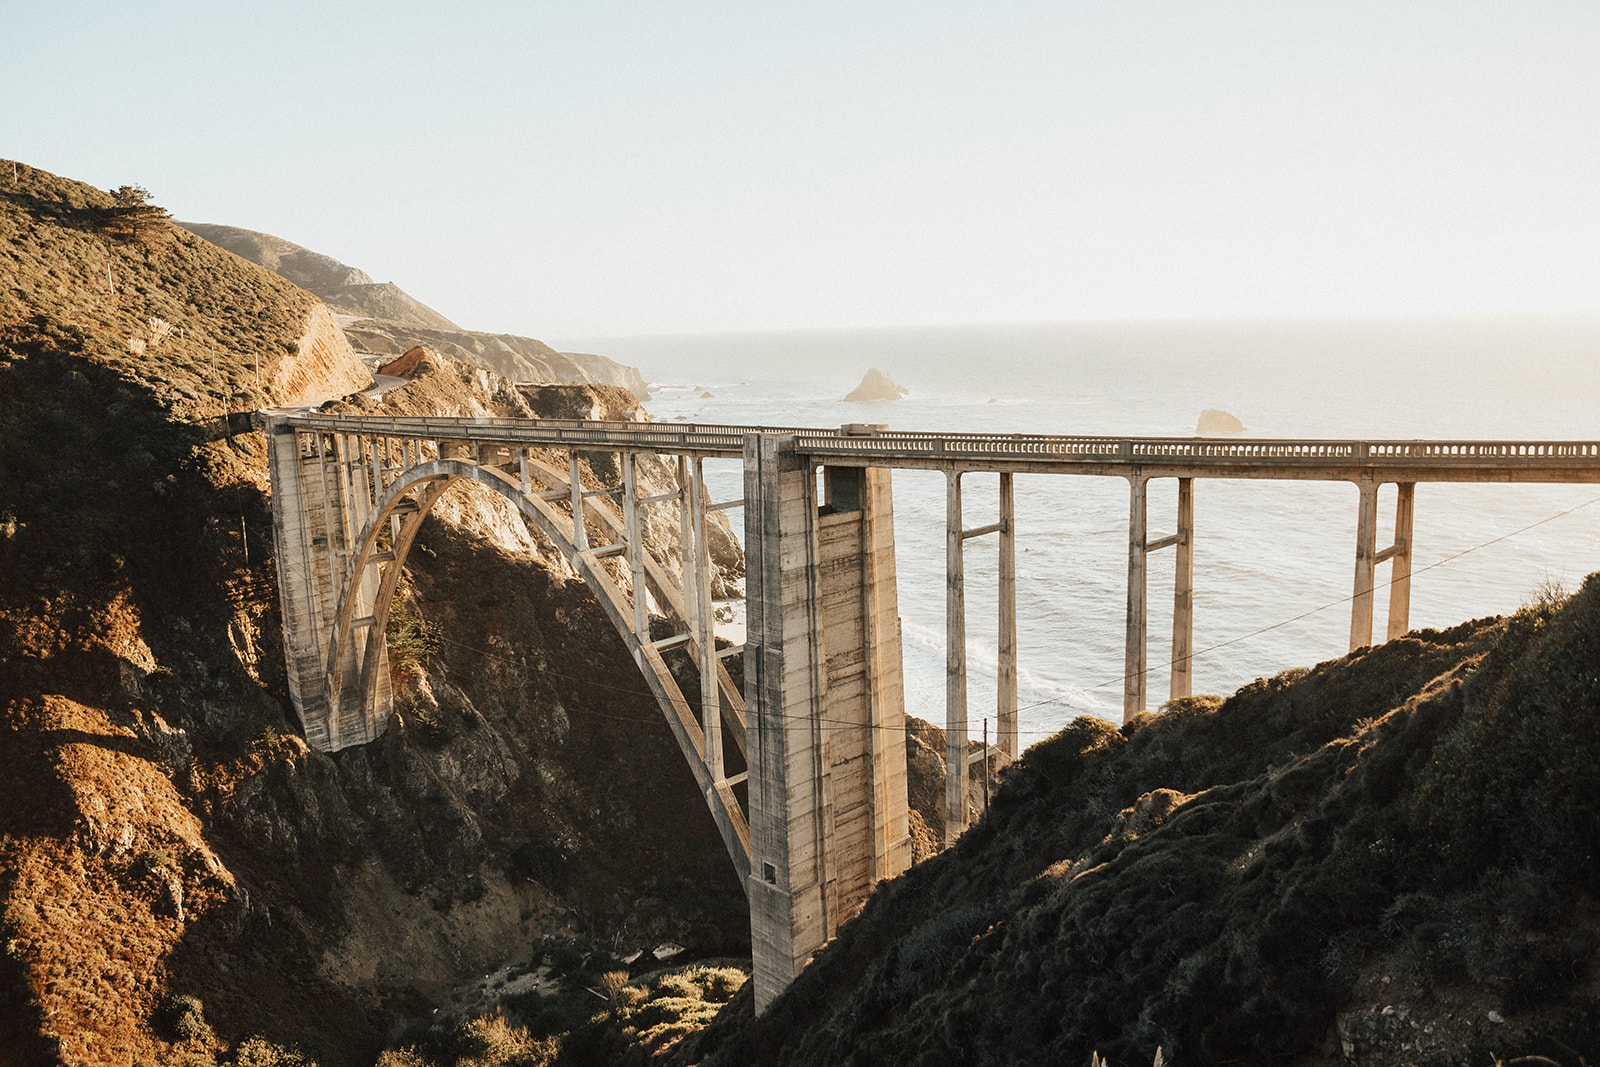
[744,435,910,1013]
[1349,480,1417,651]
[266,425,389,750]
[943,471,1020,840]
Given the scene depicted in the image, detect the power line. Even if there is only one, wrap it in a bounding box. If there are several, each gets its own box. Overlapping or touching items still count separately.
[1015,490,1600,714]
[413,492,1598,741]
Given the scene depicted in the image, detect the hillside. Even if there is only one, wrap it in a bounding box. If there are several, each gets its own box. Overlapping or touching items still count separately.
[173,221,649,399]
[668,586,1600,1066]
[0,162,748,1065]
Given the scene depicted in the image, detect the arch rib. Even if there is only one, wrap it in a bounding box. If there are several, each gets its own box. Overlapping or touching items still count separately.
[326,454,752,883]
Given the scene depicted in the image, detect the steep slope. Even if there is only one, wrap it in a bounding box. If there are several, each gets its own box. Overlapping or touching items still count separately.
[173,222,460,331]
[674,588,1600,1066]
[173,220,649,400]
[0,162,747,1065]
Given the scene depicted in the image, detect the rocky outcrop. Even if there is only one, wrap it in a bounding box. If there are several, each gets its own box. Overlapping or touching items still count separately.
[0,165,745,1062]
[346,320,650,401]
[844,368,909,402]
[272,302,373,405]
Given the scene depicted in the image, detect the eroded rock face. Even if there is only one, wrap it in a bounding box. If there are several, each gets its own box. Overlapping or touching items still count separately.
[844,368,909,402]
[348,321,651,401]
[272,302,372,405]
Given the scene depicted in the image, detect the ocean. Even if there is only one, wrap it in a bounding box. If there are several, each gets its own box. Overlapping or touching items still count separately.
[555,317,1600,745]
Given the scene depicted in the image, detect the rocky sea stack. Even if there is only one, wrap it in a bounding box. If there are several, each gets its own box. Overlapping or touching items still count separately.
[843,367,908,402]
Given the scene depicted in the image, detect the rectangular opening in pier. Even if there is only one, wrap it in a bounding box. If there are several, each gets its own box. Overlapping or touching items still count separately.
[823,466,866,513]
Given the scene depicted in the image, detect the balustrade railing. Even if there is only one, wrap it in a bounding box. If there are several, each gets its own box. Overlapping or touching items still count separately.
[269,413,1600,474]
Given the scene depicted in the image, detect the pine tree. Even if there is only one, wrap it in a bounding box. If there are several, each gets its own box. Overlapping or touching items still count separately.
[99,184,171,244]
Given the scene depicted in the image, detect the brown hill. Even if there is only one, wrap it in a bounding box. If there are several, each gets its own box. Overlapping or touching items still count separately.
[172,222,381,296]
[173,221,650,400]
[174,222,460,332]
[0,161,745,1065]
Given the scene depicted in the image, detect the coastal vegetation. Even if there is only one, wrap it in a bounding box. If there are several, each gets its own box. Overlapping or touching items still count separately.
[668,582,1600,1065]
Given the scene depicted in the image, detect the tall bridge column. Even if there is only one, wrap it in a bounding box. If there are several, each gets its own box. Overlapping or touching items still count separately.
[1125,475,1149,720]
[1125,476,1194,721]
[1350,479,1418,650]
[943,471,1018,841]
[944,471,968,841]
[744,436,910,1013]
[996,472,1018,759]
[1385,483,1416,640]
[1170,478,1195,699]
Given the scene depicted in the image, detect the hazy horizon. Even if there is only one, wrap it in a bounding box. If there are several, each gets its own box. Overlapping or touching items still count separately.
[549,312,1600,399]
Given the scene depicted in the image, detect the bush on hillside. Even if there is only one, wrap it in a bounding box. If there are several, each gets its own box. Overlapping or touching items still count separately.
[672,596,1600,1065]
[1413,571,1600,886]
[98,183,171,245]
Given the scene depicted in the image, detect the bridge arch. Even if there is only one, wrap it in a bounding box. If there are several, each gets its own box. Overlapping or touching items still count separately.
[317,451,752,882]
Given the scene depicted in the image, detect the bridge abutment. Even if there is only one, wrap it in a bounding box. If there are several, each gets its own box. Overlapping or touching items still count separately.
[744,435,911,1013]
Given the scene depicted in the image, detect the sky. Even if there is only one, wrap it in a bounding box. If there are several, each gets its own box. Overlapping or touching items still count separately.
[5,1,1600,340]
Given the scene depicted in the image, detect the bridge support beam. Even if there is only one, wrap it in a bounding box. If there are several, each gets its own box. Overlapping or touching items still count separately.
[1350,480,1417,650]
[1170,477,1195,700]
[744,436,910,1014]
[1125,476,1194,720]
[1386,482,1415,641]
[943,471,1018,841]
[1350,479,1380,651]
[997,472,1017,760]
[1125,476,1149,720]
[945,471,967,841]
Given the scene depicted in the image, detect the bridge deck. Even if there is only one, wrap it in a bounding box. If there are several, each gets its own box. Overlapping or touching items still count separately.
[274,413,1600,483]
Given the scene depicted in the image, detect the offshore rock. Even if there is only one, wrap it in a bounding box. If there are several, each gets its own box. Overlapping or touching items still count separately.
[1197,408,1246,434]
[844,368,908,402]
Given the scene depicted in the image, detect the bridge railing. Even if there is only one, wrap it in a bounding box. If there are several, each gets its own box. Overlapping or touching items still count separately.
[269,413,1600,471]
[793,432,1600,468]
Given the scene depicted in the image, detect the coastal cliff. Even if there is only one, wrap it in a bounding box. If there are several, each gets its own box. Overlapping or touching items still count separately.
[0,163,746,1064]
[174,221,649,401]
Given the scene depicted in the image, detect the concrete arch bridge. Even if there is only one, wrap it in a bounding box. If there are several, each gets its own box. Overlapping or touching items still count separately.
[264,412,1600,1010]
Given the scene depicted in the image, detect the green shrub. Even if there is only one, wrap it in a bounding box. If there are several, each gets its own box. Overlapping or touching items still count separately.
[164,994,214,1047]
[386,1012,555,1067]
[388,595,441,671]
[405,701,452,748]
[1411,572,1600,886]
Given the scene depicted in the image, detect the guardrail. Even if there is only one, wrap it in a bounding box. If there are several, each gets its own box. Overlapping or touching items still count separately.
[267,413,1600,474]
